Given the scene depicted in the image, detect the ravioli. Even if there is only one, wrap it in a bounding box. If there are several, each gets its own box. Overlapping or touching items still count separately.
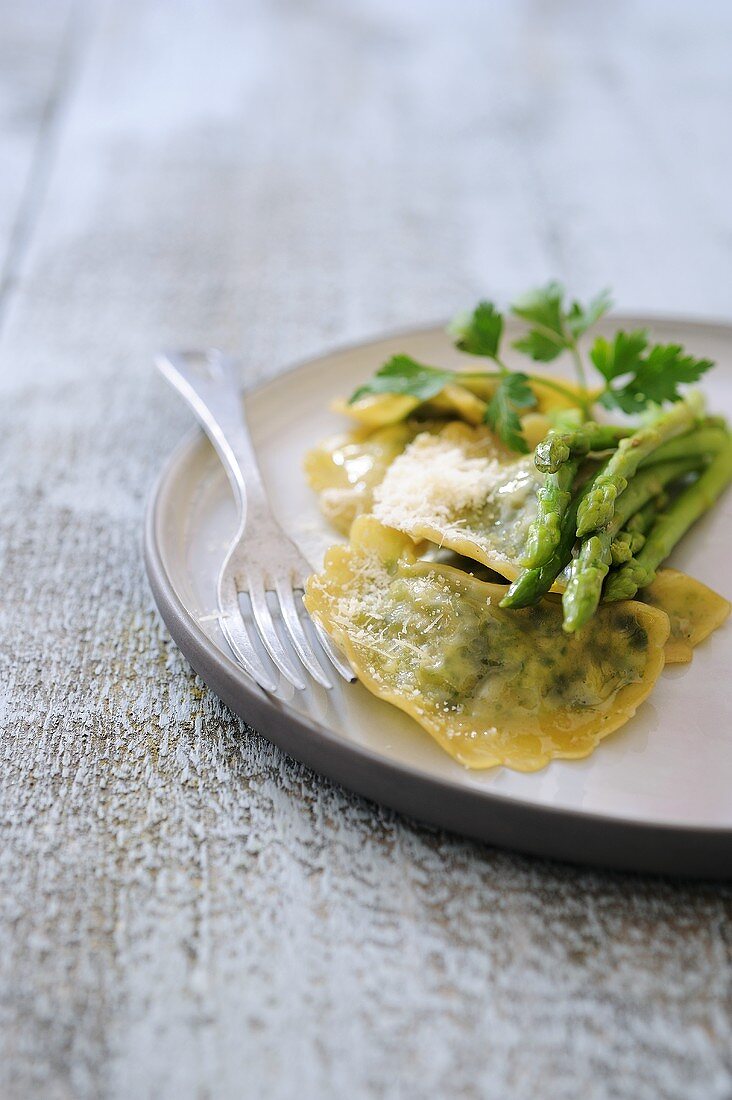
[330,381,489,428]
[310,371,564,538]
[372,422,542,581]
[303,412,550,539]
[331,392,423,428]
[305,517,670,771]
[641,568,730,664]
[336,373,582,428]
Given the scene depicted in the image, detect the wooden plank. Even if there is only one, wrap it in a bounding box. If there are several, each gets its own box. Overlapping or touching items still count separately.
[0,2,730,1098]
[0,0,78,324]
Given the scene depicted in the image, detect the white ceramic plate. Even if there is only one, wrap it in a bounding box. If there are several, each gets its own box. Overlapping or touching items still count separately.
[145,317,732,876]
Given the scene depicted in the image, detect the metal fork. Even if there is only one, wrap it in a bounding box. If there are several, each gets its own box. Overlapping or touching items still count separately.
[156,349,355,693]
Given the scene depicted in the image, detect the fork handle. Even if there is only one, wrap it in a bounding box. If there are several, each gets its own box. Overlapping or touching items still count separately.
[156,350,269,524]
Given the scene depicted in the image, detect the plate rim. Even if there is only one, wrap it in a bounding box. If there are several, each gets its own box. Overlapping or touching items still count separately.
[144,314,732,878]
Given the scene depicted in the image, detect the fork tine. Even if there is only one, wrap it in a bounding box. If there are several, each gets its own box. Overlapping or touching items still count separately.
[276,582,333,689]
[248,580,308,691]
[219,605,279,693]
[312,621,357,683]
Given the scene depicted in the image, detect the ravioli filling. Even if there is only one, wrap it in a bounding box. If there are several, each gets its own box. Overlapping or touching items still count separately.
[305,517,670,771]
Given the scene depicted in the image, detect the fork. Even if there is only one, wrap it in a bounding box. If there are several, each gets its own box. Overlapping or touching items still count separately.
[156,349,355,693]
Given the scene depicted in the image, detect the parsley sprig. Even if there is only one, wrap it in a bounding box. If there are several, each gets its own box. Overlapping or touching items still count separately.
[349,355,454,405]
[449,301,537,453]
[511,282,612,390]
[591,330,714,414]
[347,282,716,452]
[483,372,536,453]
[349,351,538,454]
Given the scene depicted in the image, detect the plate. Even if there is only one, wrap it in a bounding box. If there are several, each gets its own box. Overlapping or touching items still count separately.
[145,316,732,877]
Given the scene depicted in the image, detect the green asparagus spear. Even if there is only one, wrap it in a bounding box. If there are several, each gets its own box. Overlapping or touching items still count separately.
[638,423,729,467]
[610,529,645,565]
[525,414,639,569]
[562,456,704,632]
[611,491,671,562]
[625,493,669,535]
[575,397,703,537]
[534,422,632,473]
[500,482,587,608]
[522,459,580,568]
[603,442,732,601]
[502,457,685,611]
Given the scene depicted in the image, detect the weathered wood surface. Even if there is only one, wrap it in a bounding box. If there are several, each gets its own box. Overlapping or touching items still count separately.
[1,2,731,1098]
[0,1,75,319]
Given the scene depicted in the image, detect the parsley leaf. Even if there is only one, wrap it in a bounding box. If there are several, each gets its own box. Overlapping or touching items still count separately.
[512,280,565,333]
[484,372,537,453]
[511,281,613,363]
[511,281,567,362]
[449,300,503,358]
[348,354,453,404]
[592,332,714,413]
[566,288,613,338]
[512,327,564,362]
[590,329,649,382]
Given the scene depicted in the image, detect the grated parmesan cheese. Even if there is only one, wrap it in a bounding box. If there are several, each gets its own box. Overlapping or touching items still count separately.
[373,428,507,527]
[372,422,541,580]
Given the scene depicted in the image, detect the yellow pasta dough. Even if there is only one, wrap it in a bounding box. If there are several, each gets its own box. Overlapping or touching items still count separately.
[305,517,670,771]
[306,414,553,538]
[335,372,582,428]
[303,422,420,534]
[641,568,730,664]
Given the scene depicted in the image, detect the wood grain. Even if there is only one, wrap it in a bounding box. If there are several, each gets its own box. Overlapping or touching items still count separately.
[0,0,78,324]
[0,2,731,1098]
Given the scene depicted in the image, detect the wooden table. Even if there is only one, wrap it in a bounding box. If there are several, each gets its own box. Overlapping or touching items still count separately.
[2,2,731,1097]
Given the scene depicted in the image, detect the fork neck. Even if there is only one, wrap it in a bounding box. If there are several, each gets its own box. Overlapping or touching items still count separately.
[204,413,271,524]
[157,350,275,529]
